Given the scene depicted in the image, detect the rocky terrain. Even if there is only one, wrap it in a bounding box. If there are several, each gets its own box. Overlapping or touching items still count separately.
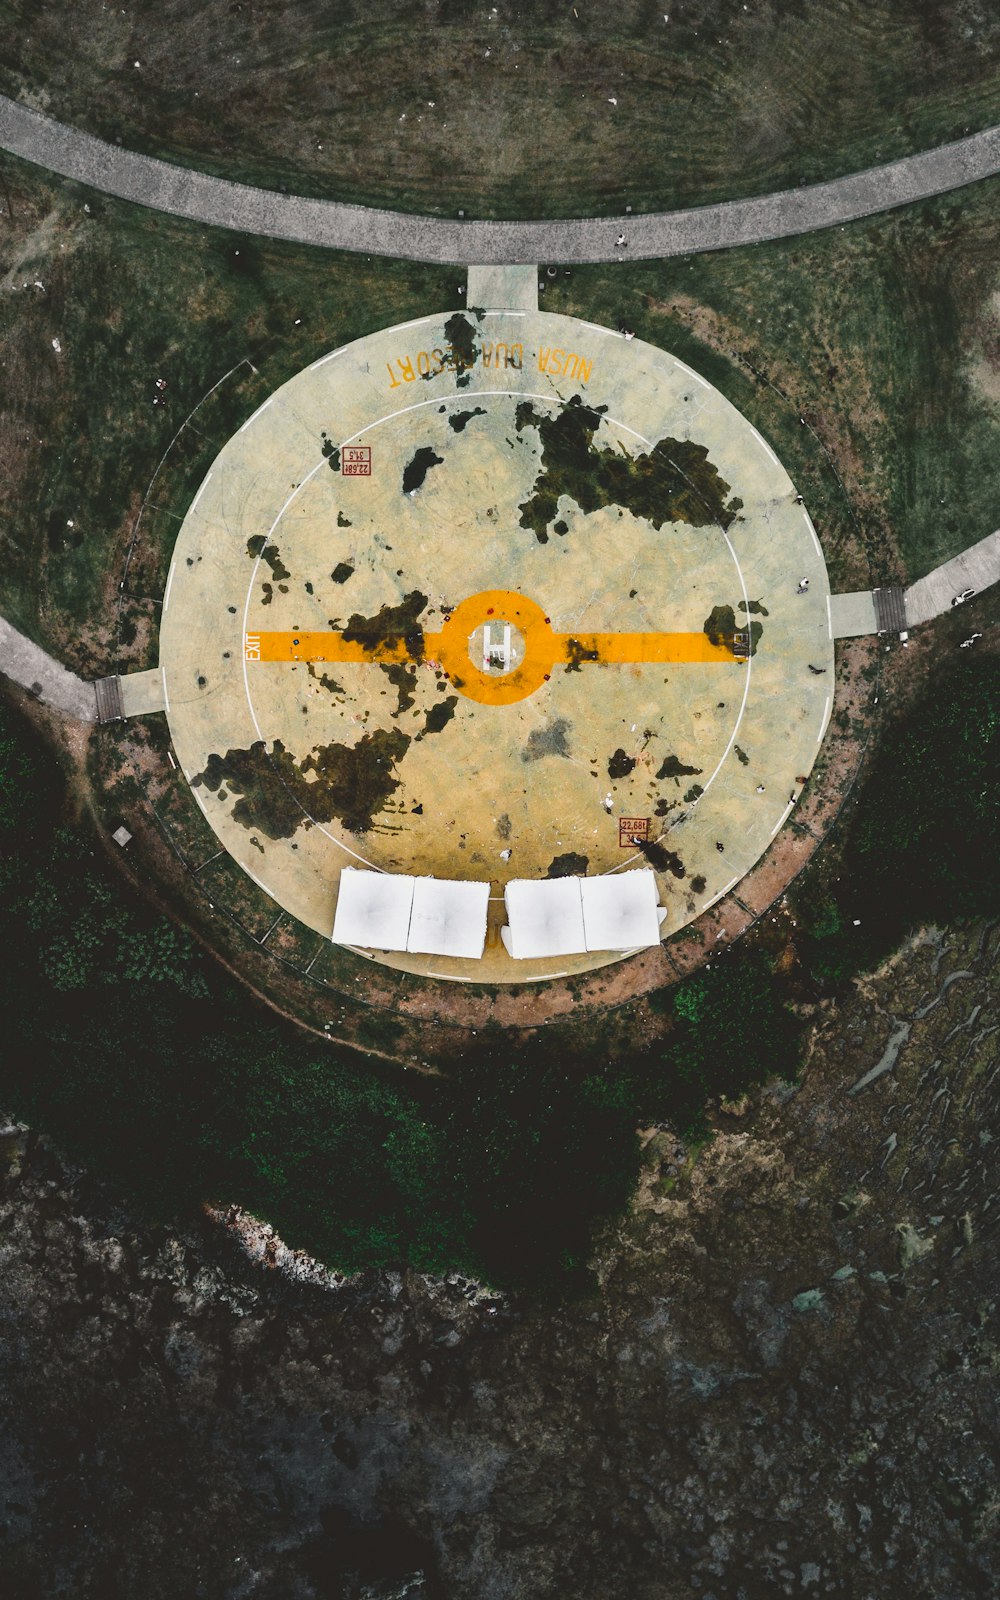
[1,920,998,1600]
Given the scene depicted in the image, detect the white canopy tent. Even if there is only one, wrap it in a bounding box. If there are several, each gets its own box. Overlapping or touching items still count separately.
[500,877,587,959]
[406,876,491,959]
[332,867,415,951]
[580,869,667,952]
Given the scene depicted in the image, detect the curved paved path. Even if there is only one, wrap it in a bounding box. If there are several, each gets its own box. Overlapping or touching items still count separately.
[3,95,1000,264]
[0,616,96,721]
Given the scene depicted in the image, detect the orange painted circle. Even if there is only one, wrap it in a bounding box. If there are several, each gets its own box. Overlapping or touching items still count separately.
[430,589,556,705]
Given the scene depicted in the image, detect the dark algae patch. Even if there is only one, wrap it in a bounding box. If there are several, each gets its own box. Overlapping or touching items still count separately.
[684,782,704,804]
[402,447,444,495]
[636,837,686,878]
[656,753,703,784]
[514,394,741,544]
[564,637,600,671]
[246,536,290,582]
[734,744,749,766]
[320,433,340,472]
[523,718,572,762]
[193,728,411,837]
[331,562,355,584]
[193,742,304,840]
[608,748,636,780]
[301,728,411,833]
[380,662,417,716]
[547,852,589,878]
[704,605,764,656]
[703,604,737,648]
[739,598,769,616]
[342,591,427,661]
[444,312,477,376]
[448,406,487,433]
[418,695,458,738]
[307,664,345,697]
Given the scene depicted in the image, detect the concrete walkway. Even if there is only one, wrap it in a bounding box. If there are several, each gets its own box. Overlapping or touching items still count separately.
[904,529,1000,626]
[830,591,879,639]
[0,616,96,721]
[3,94,1000,264]
[829,532,1000,639]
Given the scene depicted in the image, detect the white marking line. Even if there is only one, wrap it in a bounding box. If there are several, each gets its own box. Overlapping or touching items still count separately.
[483,310,527,317]
[672,357,710,390]
[239,394,275,433]
[189,471,213,512]
[826,592,833,637]
[749,426,780,466]
[574,318,616,336]
[427,971,476,982]
[236,383,745,893]
[802,508,822,558]
[162,563,175,614]
[242,866,272,896]
[161,672,170,715]
[702,873,741,912]
[241,378,666,872]
[385,313,449,336]
[309,347,348,371]
[770,801,795,838]
[818,694,832,744]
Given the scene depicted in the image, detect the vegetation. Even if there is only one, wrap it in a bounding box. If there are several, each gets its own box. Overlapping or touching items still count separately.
[2,651,996,1288]
[2,1,1000,217]
[796,654,1000,987]
[0,696,796,1294]
[0,155,454,662]
[546,176,1000,587]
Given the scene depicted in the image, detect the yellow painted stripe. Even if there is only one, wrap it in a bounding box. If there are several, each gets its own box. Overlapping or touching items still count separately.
[244,588,744,704]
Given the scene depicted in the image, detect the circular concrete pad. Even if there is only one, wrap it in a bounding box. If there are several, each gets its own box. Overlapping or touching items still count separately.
[160,309,834,982]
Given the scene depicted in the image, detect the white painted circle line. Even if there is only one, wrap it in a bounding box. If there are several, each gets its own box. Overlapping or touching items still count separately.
[188,470,213,510]
[802,508,823,558]
[227,380,751,889]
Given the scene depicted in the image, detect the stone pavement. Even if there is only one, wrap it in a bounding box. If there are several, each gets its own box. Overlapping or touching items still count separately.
[120,667,167,717]
[3,93,1000,264]
[830,591,878,638]
[0,616,96,721]
[904,528,1000,626]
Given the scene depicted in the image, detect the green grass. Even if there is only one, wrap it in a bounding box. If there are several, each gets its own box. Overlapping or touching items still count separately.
[0,156,456,667]
[794,652,1000,988]
[3,1,1000,217]
[546,178,1000,584]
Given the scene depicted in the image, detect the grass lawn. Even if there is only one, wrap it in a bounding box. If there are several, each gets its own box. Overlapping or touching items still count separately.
[0,156,456,667]
[1,1,999,217]
[545,178,1000,585]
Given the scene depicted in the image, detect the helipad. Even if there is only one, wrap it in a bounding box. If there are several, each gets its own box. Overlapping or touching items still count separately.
[159,307,834,982]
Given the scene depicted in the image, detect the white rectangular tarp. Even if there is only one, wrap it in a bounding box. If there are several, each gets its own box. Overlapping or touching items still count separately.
[406,876,491,959]
[501,877,587,959]
[332,867,415,951]
[580,869,666,951]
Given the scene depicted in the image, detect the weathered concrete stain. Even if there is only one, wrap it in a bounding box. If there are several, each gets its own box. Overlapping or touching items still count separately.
[514,395,741,545]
